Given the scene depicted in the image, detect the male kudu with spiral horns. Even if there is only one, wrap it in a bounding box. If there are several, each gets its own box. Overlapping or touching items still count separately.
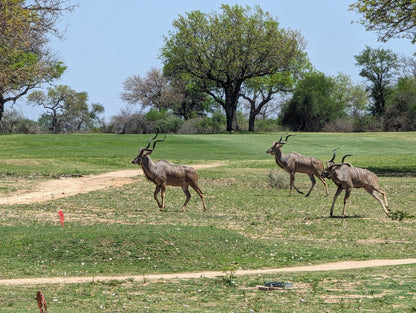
[132,133,207,212]
[267,134,329,197]
[321,149,390,218]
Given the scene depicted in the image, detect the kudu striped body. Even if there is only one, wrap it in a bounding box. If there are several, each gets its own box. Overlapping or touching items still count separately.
[132,134,206,212]
[267,135,329,197]
[321,150,390,218]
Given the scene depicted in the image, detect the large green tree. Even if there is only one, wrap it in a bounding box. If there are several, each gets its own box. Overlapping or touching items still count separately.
[354,46,400,116]
[161,4,307,132]
[0,0,73,128]
[280,72,347,131]
[351,0,416,43]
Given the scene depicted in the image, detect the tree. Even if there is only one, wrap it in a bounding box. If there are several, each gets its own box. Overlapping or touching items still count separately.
[121,68,181,112]
[332,73,368,118]
[161,4,307,132]
[240,61,308,132]
[354,46,400,116]
[28,85,103,133]
[350,0,416,43]
[280,72,347,131]
[0,0,73,128]
[384,77,416,131]
[121,68,210,119]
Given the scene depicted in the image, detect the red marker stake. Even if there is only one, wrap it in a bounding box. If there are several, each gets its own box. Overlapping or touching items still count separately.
[58,211,65,227]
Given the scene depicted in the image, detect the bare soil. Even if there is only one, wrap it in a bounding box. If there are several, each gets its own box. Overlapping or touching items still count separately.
[1,259,416,286]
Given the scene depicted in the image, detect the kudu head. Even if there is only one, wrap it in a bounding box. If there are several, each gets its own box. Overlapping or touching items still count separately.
[321,148,352,178]
[132,133,166,165]
[266,134,294,155]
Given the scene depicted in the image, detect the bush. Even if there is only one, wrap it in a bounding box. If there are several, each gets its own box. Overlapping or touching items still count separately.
[323,117,354,132]
[155,116,184,133]
[179,112,226,134]
[267,169,289,189]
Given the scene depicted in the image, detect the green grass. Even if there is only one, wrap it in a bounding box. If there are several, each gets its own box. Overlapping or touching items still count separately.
[0,132,415,311]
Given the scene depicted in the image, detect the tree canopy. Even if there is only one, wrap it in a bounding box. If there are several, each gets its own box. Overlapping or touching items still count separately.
[161,4,308,132]
[354,46,400,116]
[351,0,416,43]
[280,72,348,131]
[0,0,74,127]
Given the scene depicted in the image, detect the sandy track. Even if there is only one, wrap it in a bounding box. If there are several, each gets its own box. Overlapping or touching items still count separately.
[0,163,222,205]
[1,258,416,286]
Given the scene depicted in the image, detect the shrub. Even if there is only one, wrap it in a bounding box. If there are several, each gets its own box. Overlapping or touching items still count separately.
[267,169,289,189]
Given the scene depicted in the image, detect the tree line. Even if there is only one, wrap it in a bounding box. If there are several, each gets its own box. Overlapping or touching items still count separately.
[1,1,416,134]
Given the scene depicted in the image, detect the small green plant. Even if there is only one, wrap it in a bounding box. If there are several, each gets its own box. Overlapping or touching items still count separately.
[390,210,415,221]
[267,169,289,189]
[221,263,239,286]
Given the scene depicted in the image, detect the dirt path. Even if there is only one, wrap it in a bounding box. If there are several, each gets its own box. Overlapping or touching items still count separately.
[0,163,223,205]
[1,258,416,286]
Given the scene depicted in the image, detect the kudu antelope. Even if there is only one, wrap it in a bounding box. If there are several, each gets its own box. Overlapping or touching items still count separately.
[266,135,329,197]
[132,134,207,212]
[321,149,390,218]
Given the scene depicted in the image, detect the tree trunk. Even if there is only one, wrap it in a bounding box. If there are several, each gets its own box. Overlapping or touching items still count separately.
[248,110,256,132]
[223,84,241,132]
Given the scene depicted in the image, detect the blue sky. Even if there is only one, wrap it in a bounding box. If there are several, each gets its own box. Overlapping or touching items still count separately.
[19,0,416,121]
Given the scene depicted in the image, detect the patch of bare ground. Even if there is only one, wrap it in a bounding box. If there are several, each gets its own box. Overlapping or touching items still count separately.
[0,163,224,205]
[1,258,415,286]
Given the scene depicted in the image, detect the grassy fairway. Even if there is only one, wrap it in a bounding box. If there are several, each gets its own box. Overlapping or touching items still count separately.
[0,132,415,312]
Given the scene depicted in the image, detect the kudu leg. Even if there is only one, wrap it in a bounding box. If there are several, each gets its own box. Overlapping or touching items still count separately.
[305,174,316,197]
[154,186,163,209]
[191,183,207,212]
[330,186,343,217]
[342,188,352,218]
[180,185,191,212]
[364,186,391,217]
[160,186,166,211]
[289,173,304,196]
[319,175,329,196]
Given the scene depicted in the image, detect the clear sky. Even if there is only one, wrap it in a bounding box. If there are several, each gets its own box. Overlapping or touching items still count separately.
[18,0,416,121]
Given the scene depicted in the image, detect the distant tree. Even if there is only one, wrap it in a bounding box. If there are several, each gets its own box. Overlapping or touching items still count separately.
[28,85,103,133]
[384,77,416,131]
[240,59,309,132]
[351,0,416,43]
[121,68,180,112]
[332,73,368,118]
[0,0,74,129]
[354,46,400,116]
[280,72,347,131]
[161,4,307,132]
[121,68,210,119]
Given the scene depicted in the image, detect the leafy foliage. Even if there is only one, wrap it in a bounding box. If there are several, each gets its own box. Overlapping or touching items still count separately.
[280,72,347,131]
[351,0,416,43]
[0,0,73,125]
[354,46,400,116]
[161,4,307,131]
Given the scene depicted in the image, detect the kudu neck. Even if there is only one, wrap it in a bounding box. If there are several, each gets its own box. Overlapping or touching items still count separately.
[140,155,157,182]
